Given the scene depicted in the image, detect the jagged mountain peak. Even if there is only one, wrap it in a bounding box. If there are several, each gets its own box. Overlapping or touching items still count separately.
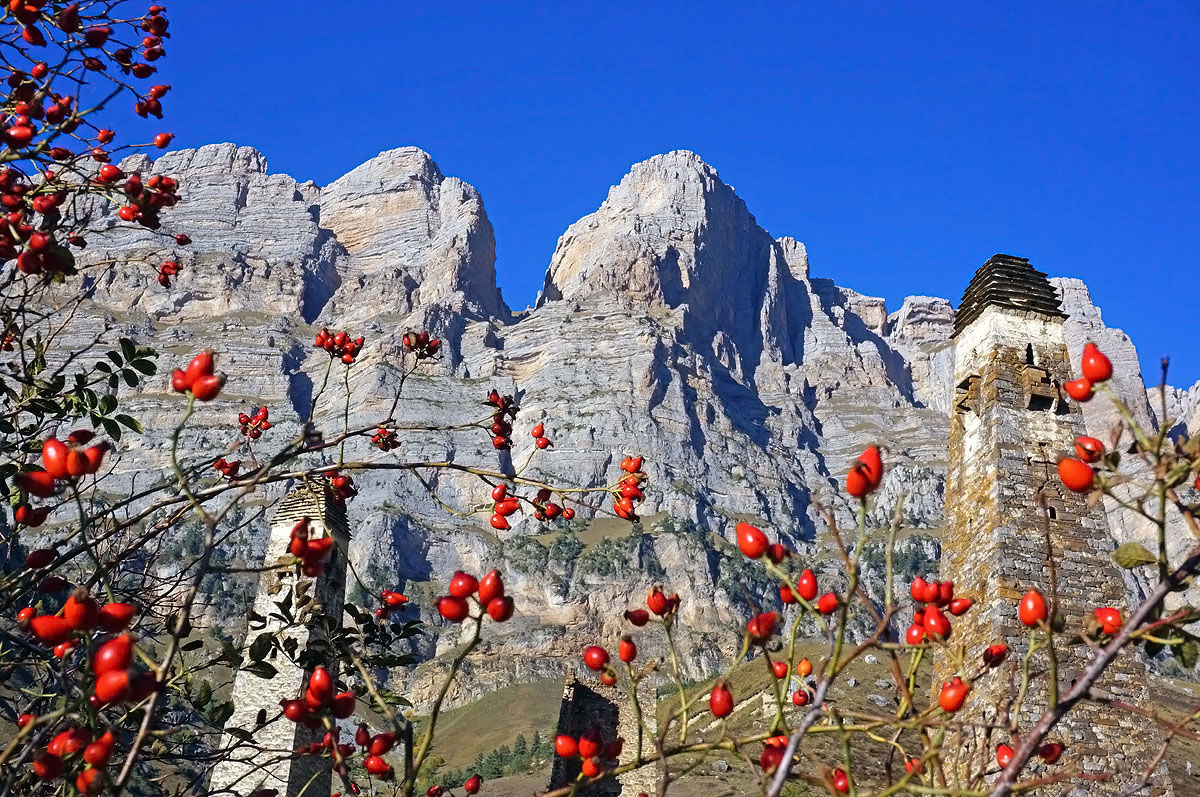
[149,142,270,176]
[538,148,770,333]
[322,146,444,194]
[316,146,508,323]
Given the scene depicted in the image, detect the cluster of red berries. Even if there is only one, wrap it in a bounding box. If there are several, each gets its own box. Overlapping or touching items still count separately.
[280,666,357,728]
[484,389,518,450]
[1063,341,1113,403]
[612,456,646,520]
[1057,342,1117,493]
[1060,433,1111,494]
[995,740,1065,769]
[788,657,815,707]
[374,589,408,619]
[553,727,624,780]
[15,589,149,791]
[315,329,364,365]
[845,444,884,498]
[133,83,169,119]
[905,576,972,645]
[370,427,398,451]
[327,469,358,504]
[530,486,571,522]
[114,172,180,230]
[644,585,681,620]
[2,2,184,276]
[580,638,629,687]
[13,430,109,519]
[289,517,336,577]
[487,482,576,531]
[355,724,398,780]
[736,522,839,614]
[758,734,794,776]
[237,406,271,439]
[402,330,441,360]
[156,258,179,286]
[0,168,74,273]
[530,422,552,450]
[435,569,514,624]
[212,457,241,479]
[24,722,117,794]
[171,350,225,401]
[581,589,685,688]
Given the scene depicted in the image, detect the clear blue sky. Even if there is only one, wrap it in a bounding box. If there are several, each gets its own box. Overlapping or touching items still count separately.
[127,2,1199,388]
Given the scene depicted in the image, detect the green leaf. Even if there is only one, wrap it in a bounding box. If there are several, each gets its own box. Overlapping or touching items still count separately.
[106,351,123,366]
[1112,543,1158,569]
[195,679,212,708]
[95,361,112,374]
[244,661,277,679]
[131,359,157,375]
[219,640,243,667]
[248,633,272,662]
[122,371,138,388]
[225,726,254,742]
[98,394,117,415]
[101,418,121,441]
[116,414,142,433]
[376,688,412,708]
[120,338,136,361]
[1175,637,1199,670]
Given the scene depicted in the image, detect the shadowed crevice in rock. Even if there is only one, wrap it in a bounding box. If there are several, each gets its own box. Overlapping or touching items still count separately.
[300,229,344,323]
[282,342,313,422]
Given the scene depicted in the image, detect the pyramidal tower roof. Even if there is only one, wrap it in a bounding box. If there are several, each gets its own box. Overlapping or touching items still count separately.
[273,481,350,539]
[952,254,1066,337]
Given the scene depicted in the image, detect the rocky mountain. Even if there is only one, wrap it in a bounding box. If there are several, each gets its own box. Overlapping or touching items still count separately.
[49,143,1199,709]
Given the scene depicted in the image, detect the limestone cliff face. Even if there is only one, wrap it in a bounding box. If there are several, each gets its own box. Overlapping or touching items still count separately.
[58,144,1195,709]
[321,146,508,323]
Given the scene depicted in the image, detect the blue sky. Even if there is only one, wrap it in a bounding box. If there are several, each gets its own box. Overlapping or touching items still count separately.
[127,2,1198,388]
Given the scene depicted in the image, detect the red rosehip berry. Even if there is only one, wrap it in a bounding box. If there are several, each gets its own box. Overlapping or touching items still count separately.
[1094,606,1122,635]
[1080,342,1112,383]
[938,676,970,712]
[736,521,768,558]
[1064,378,1093,402]
[1058,458,1095,493]
[582,645,609,671]
[437,596,469,623]
[709,681,733,718]
[1018,590,1047,627]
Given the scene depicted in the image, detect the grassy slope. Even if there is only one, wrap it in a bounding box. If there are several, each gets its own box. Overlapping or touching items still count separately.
[413,641,1200,796]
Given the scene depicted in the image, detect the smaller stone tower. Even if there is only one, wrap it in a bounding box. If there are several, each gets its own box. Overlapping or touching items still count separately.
[209,482,350,797]
[943,255,1171,794]
[549,671,658,796]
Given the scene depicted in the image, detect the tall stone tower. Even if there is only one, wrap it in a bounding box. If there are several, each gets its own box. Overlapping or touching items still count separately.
[209,482,350,797]
[943,254,1171,794]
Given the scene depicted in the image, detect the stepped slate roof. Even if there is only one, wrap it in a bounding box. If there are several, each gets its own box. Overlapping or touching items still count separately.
[952,253,1066,337]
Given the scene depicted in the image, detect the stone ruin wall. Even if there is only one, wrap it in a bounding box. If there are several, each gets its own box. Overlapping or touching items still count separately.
[549,672,658,796]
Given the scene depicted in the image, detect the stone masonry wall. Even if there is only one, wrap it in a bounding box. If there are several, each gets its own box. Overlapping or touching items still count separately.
[942,306,1172,795]
[209,486,350,797]
[549,672,658,796]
